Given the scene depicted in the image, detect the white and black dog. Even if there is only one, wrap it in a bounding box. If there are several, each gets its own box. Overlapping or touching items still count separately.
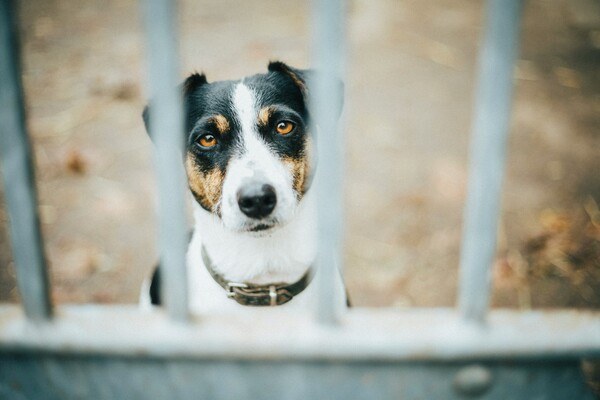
[141,62,347,313]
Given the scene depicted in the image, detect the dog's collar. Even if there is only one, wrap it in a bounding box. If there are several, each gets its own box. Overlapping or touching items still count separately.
[201,245,314,306]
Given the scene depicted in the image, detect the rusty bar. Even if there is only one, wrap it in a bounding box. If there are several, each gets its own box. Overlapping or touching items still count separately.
[0,0,53,321]
[311,0,346,325]
[458,0,523,324]
[141,0,189,322]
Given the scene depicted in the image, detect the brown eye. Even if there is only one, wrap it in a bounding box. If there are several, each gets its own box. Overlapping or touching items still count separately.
[198,134,217,148]
[275,121,295,135]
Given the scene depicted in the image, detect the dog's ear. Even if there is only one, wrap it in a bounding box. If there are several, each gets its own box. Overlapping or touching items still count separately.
[268,61,344,118]
[268,61,311,99]
[181,72,208,99]
[142,72,208,139]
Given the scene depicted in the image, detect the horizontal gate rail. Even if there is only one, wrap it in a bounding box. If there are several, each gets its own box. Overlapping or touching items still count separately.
[0,307,599,360]
[0,351,594,400]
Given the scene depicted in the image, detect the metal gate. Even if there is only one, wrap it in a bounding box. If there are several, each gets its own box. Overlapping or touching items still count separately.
[1,0,599,398]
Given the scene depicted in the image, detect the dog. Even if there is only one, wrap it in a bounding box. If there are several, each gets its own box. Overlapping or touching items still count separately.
[140,62,347,313]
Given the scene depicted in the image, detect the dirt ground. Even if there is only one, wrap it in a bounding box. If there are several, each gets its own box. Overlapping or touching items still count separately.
[1,0,599,310]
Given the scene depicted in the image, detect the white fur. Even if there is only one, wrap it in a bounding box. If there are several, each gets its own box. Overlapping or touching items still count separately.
[139,276,152,311]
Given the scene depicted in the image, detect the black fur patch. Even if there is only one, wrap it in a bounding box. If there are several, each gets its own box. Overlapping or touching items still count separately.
[148,231,194,307]
[149,266,161,306]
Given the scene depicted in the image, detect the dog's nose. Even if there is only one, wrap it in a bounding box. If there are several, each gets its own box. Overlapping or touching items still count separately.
[237,184,277,219]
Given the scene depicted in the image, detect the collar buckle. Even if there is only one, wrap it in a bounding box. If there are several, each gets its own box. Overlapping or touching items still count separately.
[202,245,313,307]
[269,285,277,306]
[226,282,248,298]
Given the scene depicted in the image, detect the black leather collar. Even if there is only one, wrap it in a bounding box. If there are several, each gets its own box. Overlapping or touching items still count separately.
[201,246,314,306]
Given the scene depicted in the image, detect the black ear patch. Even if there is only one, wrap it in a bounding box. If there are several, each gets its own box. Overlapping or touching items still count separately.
[141,104,151,135]
[183,72,208,97]
[149,265,161,306]
[268,61,310,98]
[268,61,344,119]
[142,72,209,138]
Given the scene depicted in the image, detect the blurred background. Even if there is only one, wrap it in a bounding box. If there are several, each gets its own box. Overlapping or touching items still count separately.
[0,0,599,309]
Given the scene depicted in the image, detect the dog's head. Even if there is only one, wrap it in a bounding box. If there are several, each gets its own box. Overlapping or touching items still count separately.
[144,62,340,234]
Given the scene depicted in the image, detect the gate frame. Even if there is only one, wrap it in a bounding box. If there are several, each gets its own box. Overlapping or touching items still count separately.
[1,0,599,398]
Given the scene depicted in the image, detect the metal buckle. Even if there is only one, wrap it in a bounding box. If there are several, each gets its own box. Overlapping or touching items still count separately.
[226,282,248,298]
[269,285,277,306]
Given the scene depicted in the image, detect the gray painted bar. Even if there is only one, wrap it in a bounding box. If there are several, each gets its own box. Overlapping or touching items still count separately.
[458,0,523,323]
[141,0,189,322]
[0,0,52,321]
[311,0,346,325]
[0,355,594,400]
[1,306,599,360]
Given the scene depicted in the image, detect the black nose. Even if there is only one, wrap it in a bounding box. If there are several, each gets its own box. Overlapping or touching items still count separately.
[237,184,277,219]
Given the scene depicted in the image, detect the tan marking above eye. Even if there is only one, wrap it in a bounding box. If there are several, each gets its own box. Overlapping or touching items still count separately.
[258,106,276,126]
[198,134,218,148]
[276,121,295,135]
[210,115,230,134]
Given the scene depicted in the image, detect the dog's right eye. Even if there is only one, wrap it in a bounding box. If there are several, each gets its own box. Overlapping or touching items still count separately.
[275,121,295,136]
[197,134,218,149]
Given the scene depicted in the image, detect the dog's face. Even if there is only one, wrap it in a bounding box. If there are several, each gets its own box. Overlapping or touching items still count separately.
[145,62,317,234]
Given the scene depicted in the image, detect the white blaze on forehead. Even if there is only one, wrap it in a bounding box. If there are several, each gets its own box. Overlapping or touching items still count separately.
[232,82,258,140]
[231,82,262,180]
[220,81,298,231]
[231,81,272,177]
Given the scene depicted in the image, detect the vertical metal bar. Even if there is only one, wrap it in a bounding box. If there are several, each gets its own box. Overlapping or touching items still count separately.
[311,0,346,324]
[141,0,189,322]
[458,0,523,324]
[0,0,52,321]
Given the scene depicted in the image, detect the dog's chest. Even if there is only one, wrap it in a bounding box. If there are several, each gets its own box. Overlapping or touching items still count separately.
[183,187,347,314]
[185,223,320,314]
[186,243,318,314]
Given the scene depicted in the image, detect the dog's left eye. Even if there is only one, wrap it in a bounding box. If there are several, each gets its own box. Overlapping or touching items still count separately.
[275,121,295,136]
[198,134,218,148]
